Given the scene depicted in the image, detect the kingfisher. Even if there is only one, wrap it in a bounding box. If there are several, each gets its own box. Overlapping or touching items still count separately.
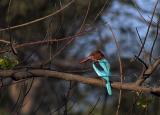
[80,50,112,95]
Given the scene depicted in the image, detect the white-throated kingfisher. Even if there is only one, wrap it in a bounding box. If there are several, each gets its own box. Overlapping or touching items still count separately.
[80,50,112,95]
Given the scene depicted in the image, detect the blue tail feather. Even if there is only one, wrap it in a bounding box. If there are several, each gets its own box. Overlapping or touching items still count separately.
[106,81,112,95]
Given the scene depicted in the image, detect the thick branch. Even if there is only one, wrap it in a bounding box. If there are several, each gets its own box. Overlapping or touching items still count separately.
[0,69,160,94]
[144,58,160,75]
[136,58,160,85]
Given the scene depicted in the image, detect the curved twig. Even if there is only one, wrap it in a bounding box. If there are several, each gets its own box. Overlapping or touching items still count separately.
[107,23,124,115]
[137,0,158,58]
[149,17,160,63]
[0,0,75,32]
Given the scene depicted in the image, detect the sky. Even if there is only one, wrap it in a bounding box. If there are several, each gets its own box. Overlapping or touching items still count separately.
[70,0,159,59]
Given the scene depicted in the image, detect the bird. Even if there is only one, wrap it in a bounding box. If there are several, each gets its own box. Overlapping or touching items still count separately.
[80,50,112,95]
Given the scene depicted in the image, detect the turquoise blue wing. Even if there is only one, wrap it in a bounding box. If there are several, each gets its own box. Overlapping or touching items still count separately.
[98,59,110,77]
[92,63,107,76]
[92,59,112,95]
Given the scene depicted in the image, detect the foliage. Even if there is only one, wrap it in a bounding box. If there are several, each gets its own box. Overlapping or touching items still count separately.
[0,53,19,69]
[136,94,152,109]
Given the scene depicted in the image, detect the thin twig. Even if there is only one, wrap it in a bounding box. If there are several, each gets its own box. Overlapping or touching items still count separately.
[137,0,158,58]
[78,0,91,32]
[93,0,111,22]
[149,17,160,63]
[107,23,123,115]
[0,29,90,54]
[135,28,155,62]
[88,96,101,115]
[136,28,143,45]
[7,0,18,55]
[0,0,75,32]
[132,0,157,25]
[134,55,148,69]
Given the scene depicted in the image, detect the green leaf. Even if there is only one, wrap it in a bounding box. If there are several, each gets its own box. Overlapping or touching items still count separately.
[136,94,152,109]
[0,55,19,69]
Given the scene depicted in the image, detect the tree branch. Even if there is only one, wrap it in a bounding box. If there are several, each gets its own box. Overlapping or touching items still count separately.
[0,69,160,95]
[135,58,160,85]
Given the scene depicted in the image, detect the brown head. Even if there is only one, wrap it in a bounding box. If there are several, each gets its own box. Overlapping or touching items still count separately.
[80,50,105,63]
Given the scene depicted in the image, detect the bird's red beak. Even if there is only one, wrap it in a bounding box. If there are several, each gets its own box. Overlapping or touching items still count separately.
[80,55,94,64]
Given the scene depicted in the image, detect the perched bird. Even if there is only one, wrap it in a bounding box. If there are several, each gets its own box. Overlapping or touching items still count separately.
[80,50,112,95]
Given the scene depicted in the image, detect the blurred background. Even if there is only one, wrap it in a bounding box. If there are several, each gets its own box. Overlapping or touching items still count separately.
[0,0,160,115]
